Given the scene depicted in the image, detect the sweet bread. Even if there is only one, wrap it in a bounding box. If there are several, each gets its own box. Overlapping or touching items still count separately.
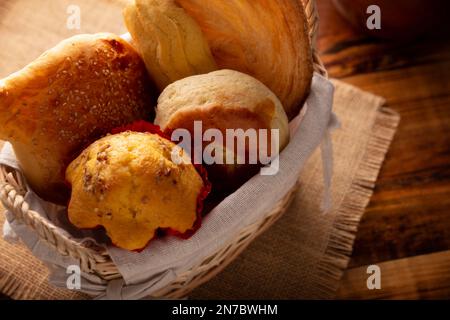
[176,0,313,119]
[123,0,217,90]
[66,130,209,251]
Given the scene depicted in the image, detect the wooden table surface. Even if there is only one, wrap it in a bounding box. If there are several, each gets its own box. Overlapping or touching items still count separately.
[1,0,449,300]
[317,1,450,299]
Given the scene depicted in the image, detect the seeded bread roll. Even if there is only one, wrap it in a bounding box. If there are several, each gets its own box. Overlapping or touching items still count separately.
[0,33,155,203]
[155,69,289,191]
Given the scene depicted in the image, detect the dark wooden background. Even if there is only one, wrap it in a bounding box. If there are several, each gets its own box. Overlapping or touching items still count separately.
[317,1,450,299]
[0,0,449,300]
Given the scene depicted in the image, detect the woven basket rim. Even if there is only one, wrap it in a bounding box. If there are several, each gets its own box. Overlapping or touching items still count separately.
[0,0,326,295]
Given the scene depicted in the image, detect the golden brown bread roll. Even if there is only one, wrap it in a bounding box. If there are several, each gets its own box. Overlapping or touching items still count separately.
[123,0,218,91]
[155,69,289,191]
[176,0,313,120]
[66,130,208,251]
[125,0,313,119]
[0,33,155,203]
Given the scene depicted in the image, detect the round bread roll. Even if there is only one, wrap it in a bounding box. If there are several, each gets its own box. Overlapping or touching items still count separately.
[124,0,313,120]
[155,69,290,191]
[0,33,156,203]
[66,131,207,251]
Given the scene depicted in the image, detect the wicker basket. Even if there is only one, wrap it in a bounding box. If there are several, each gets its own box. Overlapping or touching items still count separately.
[0,0,326,299]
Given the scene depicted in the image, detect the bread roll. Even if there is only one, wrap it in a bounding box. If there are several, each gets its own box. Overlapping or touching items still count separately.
[123,0,217,90]
[176,0,313,120]
[0,33,155,203]
[66,131,207,251]
[155,69,289,191]
[125,0,313,119]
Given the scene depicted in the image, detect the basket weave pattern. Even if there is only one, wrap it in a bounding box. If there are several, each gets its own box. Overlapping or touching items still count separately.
[0,0,325,299]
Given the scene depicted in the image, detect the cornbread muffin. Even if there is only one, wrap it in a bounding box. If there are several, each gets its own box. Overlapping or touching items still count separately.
[66,131,206,251]
[0,33,155,203]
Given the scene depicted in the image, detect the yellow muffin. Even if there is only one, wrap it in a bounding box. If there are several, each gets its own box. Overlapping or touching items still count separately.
[66,131,206,251]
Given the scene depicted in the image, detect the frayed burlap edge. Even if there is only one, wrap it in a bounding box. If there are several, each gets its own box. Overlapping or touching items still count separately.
[0,233,88,299]
[310,104,400,299]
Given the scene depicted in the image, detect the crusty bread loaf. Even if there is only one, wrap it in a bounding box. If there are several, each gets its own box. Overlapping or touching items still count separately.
[155,69,290,191]
[175,0,313,120]
[0,33,156,203]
